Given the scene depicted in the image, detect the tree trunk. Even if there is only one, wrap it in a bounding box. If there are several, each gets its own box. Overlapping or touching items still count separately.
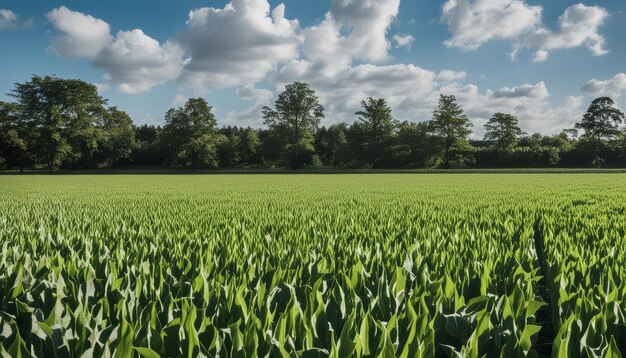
[594,139,601,168]
[48,157,54,174]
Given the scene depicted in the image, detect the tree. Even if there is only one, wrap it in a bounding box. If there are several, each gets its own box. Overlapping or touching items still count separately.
[161,98,221,171]
[354,97,396,167]
[9,75,106,173]
[430,95,473,168]
[238,127,261,166]
[396,121,438,167]
[98,107,135,169]
[315,123,348,167]
[262,82,324,169]
[484,113,524,150]
[217,126,241,167]
[0,101,31,171]
[575,97,625,166]
[132,124,165,166]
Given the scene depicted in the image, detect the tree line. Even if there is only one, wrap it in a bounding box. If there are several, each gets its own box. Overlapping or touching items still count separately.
[1,75,625,172]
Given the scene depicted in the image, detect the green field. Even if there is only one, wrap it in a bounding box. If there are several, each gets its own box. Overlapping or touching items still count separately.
[1,175,625,357]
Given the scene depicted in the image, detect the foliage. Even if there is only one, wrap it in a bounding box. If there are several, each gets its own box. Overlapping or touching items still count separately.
[484,113,524,150]
[263,82,324,169]
[430,95,473,168]
[98,107,136,168]
[576,97,626,166]
[3,77,626,171]
[161,98,221,171]
[9,75,108,172]
[353,98,397,167]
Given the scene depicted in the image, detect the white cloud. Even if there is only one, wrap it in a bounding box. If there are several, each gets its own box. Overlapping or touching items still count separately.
[302,0,400,71]
[94,83,110,93]
[520,4,609,58]
[438,69,467,82]
[442,0,542,50]
[393,33,415,49]
[178,0,301,91]
[581,74,626,98]
[439,82,584,135]
[224,85,275,126]
[47,7,184,94]
[92,30,184,94]
[170,94,189,108]
[236,85,273,104]
[0,9,18,29]
[443,1,609,61]
[47,6,112,57]
[533,49,548,62]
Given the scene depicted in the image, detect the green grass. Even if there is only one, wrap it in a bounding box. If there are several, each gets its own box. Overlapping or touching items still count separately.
[1,174,625,356]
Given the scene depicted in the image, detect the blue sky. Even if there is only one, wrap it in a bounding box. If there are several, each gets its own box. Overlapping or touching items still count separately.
[1,0,625,136]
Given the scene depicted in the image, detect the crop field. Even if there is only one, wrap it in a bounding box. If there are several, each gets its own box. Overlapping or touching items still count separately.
[1,174,625,357]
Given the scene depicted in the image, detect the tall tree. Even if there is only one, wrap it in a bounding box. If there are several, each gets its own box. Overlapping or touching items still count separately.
[238,127,261,165]
[98,107,136,169]
[0,101,31,171]
[430,95,473,168]
[575,97,625,166]
[483,113,524,150]
[217,126,241,167]
[354,97,396,167]
[161,98,221,171]
[9,75,106,173]
[262,82,324,169]
[132,124,165,166]
[315,123,348,167]
[396,121,438,167]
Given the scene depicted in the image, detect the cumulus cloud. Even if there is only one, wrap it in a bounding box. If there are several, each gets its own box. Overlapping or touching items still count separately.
[0,9,18,29]
[47,6,112,57]
[302,0,400,71]
[47,7,184,93]
[532,49,548,62]
[94,83,110,93]
[439,82,584,135]
[520,4,609,60]
[393,33,415,49]
[438,70,467,82]
[442,0,542,50]
[224,85,275,126]
[178,0,301,91]
[443,1,609,61]
[581,74,626,98]
[272,0,409,123]
[92,30,184,94]
[170,94,189,108]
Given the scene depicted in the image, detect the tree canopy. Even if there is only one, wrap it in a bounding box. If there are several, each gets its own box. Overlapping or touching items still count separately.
[263,82,324,169]
[161,98,221,171]
[3,76,626,171]
[484,113,524,150]
[430,95,473,168]
[354,97,396,167]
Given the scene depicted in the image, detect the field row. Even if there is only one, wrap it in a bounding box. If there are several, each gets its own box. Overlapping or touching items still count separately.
[0,175,625,357]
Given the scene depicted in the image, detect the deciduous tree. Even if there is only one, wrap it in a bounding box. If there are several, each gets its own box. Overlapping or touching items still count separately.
[354,97,396,167]
[430,95,473,168]
[161,98,220,171]
[9,75,106,172]
[484,113,524,150]
[262,82,324,169]
[576,97,625,166]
